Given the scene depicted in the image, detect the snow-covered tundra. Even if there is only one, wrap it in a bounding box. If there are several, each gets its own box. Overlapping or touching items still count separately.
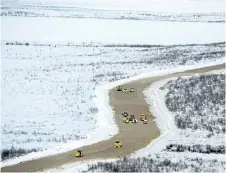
[83,72,225,172]
[1,0,225,170]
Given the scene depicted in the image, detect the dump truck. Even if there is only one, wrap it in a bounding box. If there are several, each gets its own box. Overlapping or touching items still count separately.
[114,140,122,148]
[75,150,84,157]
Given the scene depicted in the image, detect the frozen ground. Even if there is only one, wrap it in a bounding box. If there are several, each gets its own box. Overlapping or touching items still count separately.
[2,17,225,45]
[1,0,226,168]
[2,0,226,13]
[1,3,225,22]
[84,71,225,172]
[134,70,225,157]
[86,156,225,172]
[163,74,225,135]
[47,68,225,172]
[1,41,225,163]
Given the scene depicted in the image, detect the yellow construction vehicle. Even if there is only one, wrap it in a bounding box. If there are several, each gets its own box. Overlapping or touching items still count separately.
[75,150,84,157]
[123,118,129,123]
[114,140,122,148]
[117,86,122,91]
[130,88,134,92]
[123,88,128,93]
[140,114,147,121]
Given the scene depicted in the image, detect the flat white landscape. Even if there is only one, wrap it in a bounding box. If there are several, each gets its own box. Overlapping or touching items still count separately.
[2,0,226,13]
[2,17,225,45]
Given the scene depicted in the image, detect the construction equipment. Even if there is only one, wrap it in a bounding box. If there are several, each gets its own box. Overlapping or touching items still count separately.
[132,118,138,123]
[114,140,122,148]
[130,88,134,92]
[123,88,128,93]
[129,115,135,121]
[123,118,129,123]
[140,114,147,121]
[75,150,84,157]
[117,86,122,91]
[122,112,129,117]
[143,119,148,124]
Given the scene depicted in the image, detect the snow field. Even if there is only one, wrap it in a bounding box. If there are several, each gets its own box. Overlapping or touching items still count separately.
[1,3,225,22]
[2,0,226,13]
[2,17,225,45]
[1,41,225,166]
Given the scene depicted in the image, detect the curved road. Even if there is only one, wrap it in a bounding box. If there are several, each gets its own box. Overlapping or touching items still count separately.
[1,63,224,172]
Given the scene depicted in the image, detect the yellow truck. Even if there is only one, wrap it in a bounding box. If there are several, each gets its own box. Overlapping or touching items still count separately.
[123,118,129,123]
[123,88,128,93]
[140,114,147,121]
[75,150,84,157]
[114,140,122,148]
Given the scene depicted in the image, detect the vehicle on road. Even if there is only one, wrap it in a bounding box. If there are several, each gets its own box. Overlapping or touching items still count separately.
[123,88,128,93]
[114,140,122,148]
[132,118,138,123]
[117,86,122,91]
[122,111,129,117]
[130,88,134,92]
[143,119,148,124]
[140,114,147,121]
[129,115,135,121]
[123,118,130,123]
[75,150,84,157]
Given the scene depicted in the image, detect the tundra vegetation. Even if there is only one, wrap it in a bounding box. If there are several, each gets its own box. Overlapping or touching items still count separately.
[87,74,225,172]
[163,74,225,134]
[86,156,225,172]
[1,41,225,160]
[2,41,225,160]
[1,3,225,22]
